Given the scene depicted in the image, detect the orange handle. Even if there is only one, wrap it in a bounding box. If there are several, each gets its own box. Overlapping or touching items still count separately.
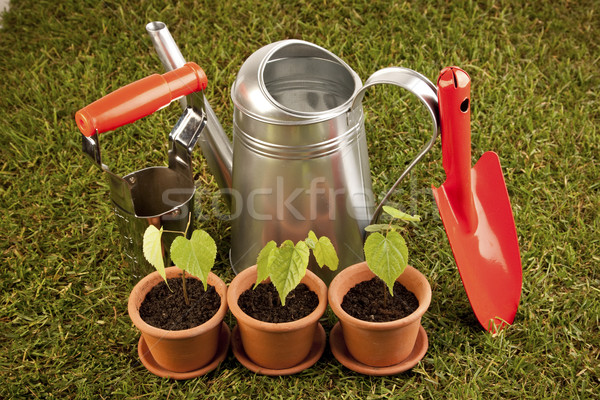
[75,62,207,137]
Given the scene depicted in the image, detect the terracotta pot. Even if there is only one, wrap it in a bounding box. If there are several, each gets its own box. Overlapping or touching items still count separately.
[328,262,431,367]
[128,266,228,373]
[227,265,327,370]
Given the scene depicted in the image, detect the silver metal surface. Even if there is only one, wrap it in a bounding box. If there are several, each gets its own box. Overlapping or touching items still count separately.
[146,31,440,284]
[228,41,370,283]
[82,106,205,279]
[231,40,362,125]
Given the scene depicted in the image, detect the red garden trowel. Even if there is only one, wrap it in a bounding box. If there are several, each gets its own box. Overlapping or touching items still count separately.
[432,67,522,332]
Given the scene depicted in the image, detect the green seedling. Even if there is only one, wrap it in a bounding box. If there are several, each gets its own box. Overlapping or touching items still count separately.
[363,205,421,296]
[143,216,217,306]
[255,230,339,305]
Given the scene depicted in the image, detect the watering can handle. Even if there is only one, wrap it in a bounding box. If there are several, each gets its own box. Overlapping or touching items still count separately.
[349,67,440,224]
[75,62,207,137]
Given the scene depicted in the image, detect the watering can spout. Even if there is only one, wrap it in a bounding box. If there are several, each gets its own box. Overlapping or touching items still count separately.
[199,97,234,200]
[146,21,234,208]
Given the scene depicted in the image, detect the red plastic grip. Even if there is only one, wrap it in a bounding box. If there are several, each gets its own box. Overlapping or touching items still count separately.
[75,62,207,137]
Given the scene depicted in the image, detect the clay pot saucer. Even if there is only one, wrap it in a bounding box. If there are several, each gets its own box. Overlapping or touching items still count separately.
[329,322,428,376]
[232,323,326,376]
[138,323,231,380]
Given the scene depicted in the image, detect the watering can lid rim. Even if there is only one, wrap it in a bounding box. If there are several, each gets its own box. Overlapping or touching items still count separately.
[230,39,363,125]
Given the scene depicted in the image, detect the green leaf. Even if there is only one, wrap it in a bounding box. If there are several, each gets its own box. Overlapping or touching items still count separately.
[255,240,277,288]
[365,224,403,233]
[268,240,310,306]
[312,235,339,271]
[382,206,421,222]
[364,224,390,233]
[305,230,318,249]
[143,225,166,282]
[170,229,217,290]
[364,230,408,295]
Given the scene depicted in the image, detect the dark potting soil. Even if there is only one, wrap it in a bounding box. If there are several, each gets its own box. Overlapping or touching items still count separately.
[139,277,221,331]
[238,282,319,323]
[341,277,419,322]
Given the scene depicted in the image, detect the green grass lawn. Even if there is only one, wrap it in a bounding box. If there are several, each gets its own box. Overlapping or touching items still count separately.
[1,0,598,398]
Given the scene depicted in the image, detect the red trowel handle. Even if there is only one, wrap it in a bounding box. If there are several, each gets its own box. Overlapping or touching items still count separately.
[437,67,477,228]
[75,62,207,137]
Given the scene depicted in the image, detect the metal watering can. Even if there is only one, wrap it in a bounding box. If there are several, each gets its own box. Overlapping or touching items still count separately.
[146,22,440,283]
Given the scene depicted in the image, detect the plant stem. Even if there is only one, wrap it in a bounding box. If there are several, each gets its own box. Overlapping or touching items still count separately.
[183,212,192,237]
[168,212,193,306]
[162,213,193,236]
[181,270,190,306]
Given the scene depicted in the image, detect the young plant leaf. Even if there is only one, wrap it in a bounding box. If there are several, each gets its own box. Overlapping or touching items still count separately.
[255,240,277,288]
[170,229,217,290]
[364,230,408,295]
[307,231,339,271]
[364,224,388,233]
[305,230,318,249]
[143,225,166,282]
[268,240,310,306]
[382,205,421,222]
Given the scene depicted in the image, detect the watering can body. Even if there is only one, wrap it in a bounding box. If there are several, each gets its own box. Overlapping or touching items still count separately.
[228,40,373,282]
